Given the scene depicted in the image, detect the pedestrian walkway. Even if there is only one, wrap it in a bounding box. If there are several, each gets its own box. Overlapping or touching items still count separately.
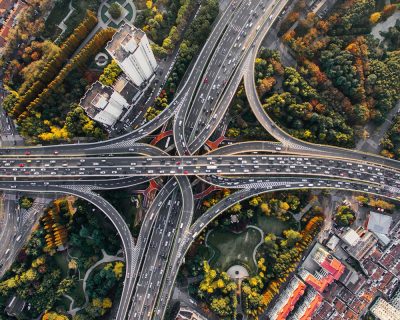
[55,0,75,42]
[66,249,124,316]
[98,0,136,29]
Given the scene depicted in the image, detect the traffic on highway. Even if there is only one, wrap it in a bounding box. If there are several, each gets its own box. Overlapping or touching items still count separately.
[1,0,399,319]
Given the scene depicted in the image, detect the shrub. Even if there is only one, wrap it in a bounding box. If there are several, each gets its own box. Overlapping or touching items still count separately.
[108,3,122,19]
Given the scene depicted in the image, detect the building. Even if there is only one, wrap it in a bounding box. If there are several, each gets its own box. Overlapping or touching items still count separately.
[340,227,378,260]
[0,0,25,51]
[313,247,345,280]
[175,305,207,320]
[367,212,393,246]
[390,287,400,310]
[288,289,323,320]
[268,276,307,320]
[79,79,140,128]
[298,247,345,293]
[326,234,340,251]
[106,23,158,88]
[370,297,400,320]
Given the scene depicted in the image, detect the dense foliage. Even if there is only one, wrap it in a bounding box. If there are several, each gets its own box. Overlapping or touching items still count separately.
[108,2,122,19]
[2,11,106,144]
[197,261,237,318]
[136,0,198,54]
[335,205,356,226]
[98,60,122,86]
[226,83,274,141]
[262,0,400,148]
[0,198,123,319]
[381,114,400,159]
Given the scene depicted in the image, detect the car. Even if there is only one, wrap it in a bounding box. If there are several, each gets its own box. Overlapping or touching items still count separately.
[203,77,208,83]
[24,151,31,155]
[54,151,59,155]
[176,161,181,165]
[184,170,189,174]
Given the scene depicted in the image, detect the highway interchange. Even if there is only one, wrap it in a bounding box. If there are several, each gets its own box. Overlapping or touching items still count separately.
[1,0,400,319]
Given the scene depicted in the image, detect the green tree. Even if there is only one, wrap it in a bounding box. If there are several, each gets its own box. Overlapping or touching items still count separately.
[282,229,302,247]
[108,3,122,19]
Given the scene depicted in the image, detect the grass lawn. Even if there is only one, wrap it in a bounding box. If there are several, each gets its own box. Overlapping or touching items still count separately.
[125,3,134,21]
[55,295,72,312]
[43,0,70,39]
[256,214,289,236]
[69,279,85,307]
[207,227,262,274]
[54,251,70,278]
[61,0,102,39]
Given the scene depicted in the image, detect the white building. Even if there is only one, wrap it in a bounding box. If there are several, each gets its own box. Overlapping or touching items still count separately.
[367,212,393,246]
[370,297,400,320]
[106,23,158,88]
[79,80,140,128]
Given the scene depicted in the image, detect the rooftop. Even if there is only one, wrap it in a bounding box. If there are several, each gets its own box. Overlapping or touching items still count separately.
[80,82,115,118]
[340,227,378,260]
[114,76,140,101]
[370,297,400,320]
[367,212,393,235]
[106,23,146,62]
[269,276,307,320]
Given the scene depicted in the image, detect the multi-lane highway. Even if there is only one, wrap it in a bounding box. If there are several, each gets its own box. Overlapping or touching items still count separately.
[1,0,400,319]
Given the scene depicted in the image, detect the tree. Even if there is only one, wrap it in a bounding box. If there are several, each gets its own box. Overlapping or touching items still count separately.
[227,128,240,138]
[264,233,278,253]
[369,12,381,24]
[258,77,276,96]
[260,203,271,215]
[282,229,302,247]
[19,196,34,209]
[108,3,122,19]
[42,312,69,320]
[382,4,397,20]
[229,203,242,213]
[335,205,355,226]
[99,60,122,86]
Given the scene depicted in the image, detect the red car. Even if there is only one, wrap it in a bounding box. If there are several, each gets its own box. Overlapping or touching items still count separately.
[24,151,31,155]
[176,161,181,165]
[183,170,189,174]
[204,77,208,84]
[19,163,24,167]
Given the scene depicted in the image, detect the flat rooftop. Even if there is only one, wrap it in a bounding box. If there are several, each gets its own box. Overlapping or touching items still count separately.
[114,76,139,102]
[80,82,114,118]
[106,23,146,62]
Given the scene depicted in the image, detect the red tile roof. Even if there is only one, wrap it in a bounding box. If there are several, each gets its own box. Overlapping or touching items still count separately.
[0,0,14,11]
[299,294,323,320]
[276,281,307,320]
[304,273,333,293]
[344,308,358,320]
[320,257,345,280]
[333,298,346,314]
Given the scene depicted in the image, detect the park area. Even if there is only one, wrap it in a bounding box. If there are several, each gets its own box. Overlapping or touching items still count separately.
[257,215,290,236]
[206,227,263,275]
